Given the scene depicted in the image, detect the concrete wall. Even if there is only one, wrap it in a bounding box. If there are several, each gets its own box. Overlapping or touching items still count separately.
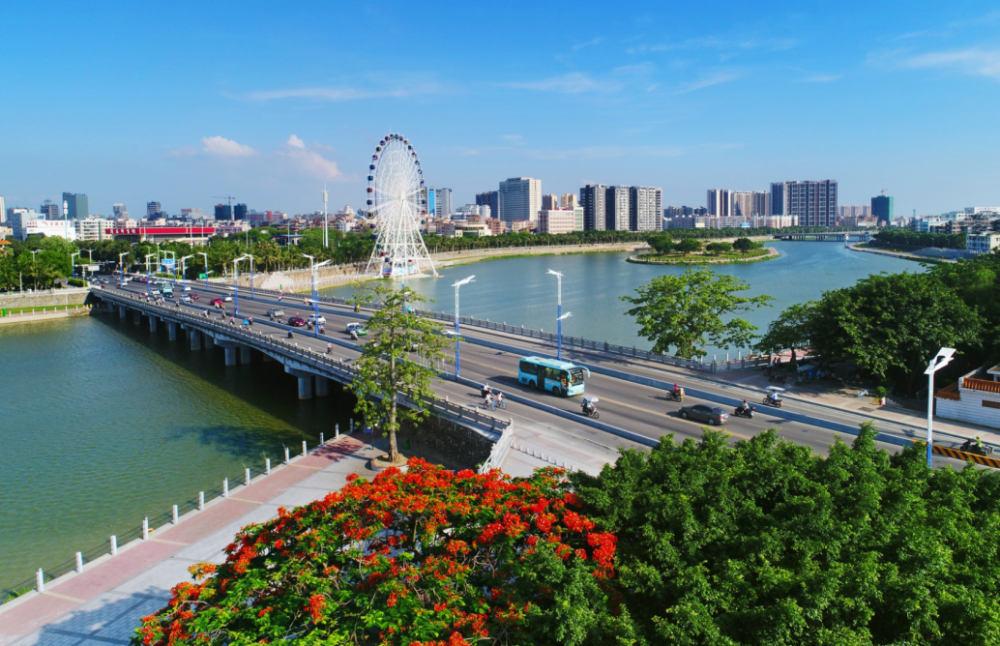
[400,413,494,468]
[937,390,1000,429]
[0,289,90,309]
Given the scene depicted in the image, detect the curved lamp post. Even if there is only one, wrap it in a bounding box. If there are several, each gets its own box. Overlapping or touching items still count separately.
[452,275,475,378]
[924,347,956,468]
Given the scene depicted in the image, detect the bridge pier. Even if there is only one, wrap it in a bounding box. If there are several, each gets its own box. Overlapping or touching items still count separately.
[225,346,238,367]
[315,376,329,398]
[133,310,141,325]
[167,322,178,341]
[298,376,313,400]
[119,306,127,319]
[189,329,201,351]
[240,346,251,365]
[149,316,157,332]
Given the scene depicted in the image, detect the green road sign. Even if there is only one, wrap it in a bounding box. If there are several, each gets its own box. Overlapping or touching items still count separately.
[199,273,207,279]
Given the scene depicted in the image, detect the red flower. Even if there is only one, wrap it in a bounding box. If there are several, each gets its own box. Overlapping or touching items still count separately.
[307,594,326,620]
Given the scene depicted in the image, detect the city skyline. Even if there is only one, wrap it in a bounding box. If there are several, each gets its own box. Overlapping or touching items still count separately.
[2,2,1000,216]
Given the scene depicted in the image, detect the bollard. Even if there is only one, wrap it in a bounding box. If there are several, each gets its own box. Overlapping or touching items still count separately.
[199,491,205,511]
[110,535,118,556]
[172,505,179,524]
[350,419,354,434]
[302,440,307,456]
[284,447,290,464]
[335,423,340,438]
[76,552,84,574]
[320,432,324,445]
[142,517,149,540]
[37,568,45,593]
[245,468,251,487]
[265,458,271,475]
[223,478,229,497]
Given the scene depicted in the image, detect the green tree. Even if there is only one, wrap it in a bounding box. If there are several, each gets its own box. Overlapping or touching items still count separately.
[348,285,447,465]
[705,242,731,255]
[675,238,702,255]
[571,423,1000,646]
[649,234,675,255]
[732,237,755,253]
[621,268,773,359]
[807,273,981,394]
[755,301,816,365]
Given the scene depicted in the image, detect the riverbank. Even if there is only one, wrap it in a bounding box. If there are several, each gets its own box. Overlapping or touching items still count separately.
[847,242,954,264]
[0,304,91,325]
[626,246,778,265]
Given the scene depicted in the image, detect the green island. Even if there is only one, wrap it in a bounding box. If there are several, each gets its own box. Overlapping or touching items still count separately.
[627,235,777,265]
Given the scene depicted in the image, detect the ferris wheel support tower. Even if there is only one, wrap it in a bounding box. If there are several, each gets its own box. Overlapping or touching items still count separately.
[364,133,438,279]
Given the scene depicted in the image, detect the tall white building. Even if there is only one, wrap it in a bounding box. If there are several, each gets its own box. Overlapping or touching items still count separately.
[630,187,663,231]
[8,209,43,239]
[433,188,452,219]
[707,189,731,217]
[0,196,5,223]
[606,186,631,230]
[771,180,838,227]
[498,177,541,225]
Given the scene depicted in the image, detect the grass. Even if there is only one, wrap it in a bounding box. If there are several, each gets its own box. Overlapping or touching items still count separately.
[629,248,776,265]
[0,304,86,316]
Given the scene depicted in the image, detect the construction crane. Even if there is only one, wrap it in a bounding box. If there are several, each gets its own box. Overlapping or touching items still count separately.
[212,195,236,221]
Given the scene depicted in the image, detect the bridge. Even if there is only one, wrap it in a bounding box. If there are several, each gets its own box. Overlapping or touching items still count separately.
[89,278,985,476]
[772,231,873,242]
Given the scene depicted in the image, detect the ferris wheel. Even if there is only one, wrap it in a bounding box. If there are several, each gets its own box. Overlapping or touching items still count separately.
[364,133,437,278]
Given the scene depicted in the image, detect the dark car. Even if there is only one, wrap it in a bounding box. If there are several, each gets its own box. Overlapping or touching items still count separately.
[266,308,285,318]
[678,404,729,426]
[287,315,307,327]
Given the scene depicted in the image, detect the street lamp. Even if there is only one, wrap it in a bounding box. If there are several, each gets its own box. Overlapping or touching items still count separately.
[246,254,255,301]
[179,255,194,292]
[119,252,128,285]
[197,252,209,285]
[924,347,956,468]
[71,252,80,279]
[547,269,568,360]
[302,254,330,337]
[233,255,249,315]
[145,254,157,296]
[161,250,177,286]
[452,275,475,378]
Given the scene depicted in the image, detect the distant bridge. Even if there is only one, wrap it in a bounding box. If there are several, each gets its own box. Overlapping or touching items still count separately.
[773,231,873,242]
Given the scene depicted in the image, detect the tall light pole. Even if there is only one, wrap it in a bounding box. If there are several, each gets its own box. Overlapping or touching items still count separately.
[302,254,330,337]
[179,255,194,292]
[71,252,80,279]
[547,269,567,360]
[247,254,255,300]
[29,250,42,291]
[323,186,329,248]
[924,347,956,468]
[452,275,475,378]
[234,255,249,315]
[197,252,209,285]
[145,254,156,297]
[161,250,176,286]
[119,252,128,284]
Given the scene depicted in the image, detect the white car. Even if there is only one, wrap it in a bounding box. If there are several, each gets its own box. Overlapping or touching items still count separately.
[150,289,161,295]
[223,295,233,302]
[308,314,327,325]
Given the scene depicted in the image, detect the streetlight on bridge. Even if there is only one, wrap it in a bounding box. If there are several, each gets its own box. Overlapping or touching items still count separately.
[924,347,956,468]
[197,252,209,285]
[70,252,80,280]
[546,268,569,360]
[119,252,128,285]
[144,254,157,297]
[179,255,194,294]
[301,254,331,338]
[452,275,475,378]
[233,255,250,315]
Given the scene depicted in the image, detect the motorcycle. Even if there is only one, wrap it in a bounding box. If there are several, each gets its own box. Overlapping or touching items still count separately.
[960,439,994,456]
[733,404,755,419]
[581,397,600,419]
[763,387,784,408]
[668,388,684,402]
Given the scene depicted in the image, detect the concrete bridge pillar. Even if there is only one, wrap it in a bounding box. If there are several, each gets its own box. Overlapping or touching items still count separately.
[240,346,252,365]
[167,322,178,341]
[298,376,313,400]
[133,310,141,325]
[119,306,127,319]
[149,316,158,332]
[189,330,201,351]
[225,346,238,367]
[315,376,329,398]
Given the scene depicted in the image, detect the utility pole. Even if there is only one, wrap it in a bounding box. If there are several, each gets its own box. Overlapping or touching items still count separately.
[323,185,329,248]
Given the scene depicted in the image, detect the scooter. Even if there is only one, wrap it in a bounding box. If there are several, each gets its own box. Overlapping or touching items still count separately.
[763,387,785,408]
[668,389,684,402]
[960,439,994,456]
[733,404,755,419]
[581,397,600,419]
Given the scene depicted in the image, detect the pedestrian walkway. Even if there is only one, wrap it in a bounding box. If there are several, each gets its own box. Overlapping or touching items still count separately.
[0,436,372,646]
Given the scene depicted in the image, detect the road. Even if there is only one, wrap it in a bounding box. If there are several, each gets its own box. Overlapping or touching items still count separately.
[98,275,972,471]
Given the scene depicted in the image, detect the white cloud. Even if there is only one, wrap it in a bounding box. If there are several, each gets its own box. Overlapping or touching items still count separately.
[673,72,737,94]
[803,73,843,83]
[281,135,343,181]
[501,72,612,94]
[898,48,1000,80]
[287,134,306,149]
[572,37,603,51]
[201,136,255,157]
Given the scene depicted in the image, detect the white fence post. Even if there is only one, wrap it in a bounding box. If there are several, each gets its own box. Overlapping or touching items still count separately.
[75,552,84,574]
[172,505,179,524]
[198,491,205,511]
[142,517,149,540]
[265,458,271,475]
[110,535,118,556]
[36,568,44,593]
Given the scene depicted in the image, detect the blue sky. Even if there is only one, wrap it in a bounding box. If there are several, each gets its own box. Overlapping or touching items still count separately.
[2,1,999,217]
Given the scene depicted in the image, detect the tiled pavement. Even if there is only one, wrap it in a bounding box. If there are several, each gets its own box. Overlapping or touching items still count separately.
[0,436,372,646]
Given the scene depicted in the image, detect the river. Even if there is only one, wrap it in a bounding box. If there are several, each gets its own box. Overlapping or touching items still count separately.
[0,242,920,595]
[324,242,924,357]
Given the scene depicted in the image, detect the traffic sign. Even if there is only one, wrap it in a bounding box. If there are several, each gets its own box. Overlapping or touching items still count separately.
[199,273,207,279]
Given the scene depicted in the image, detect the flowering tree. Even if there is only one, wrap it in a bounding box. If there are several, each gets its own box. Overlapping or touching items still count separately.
[133,460,627,646]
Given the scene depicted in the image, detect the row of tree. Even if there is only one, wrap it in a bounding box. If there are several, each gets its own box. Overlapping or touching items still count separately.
[648,234,761,256]
[872,228,967,249]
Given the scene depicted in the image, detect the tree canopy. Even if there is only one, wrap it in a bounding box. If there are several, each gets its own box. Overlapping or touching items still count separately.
[621,268,773,359]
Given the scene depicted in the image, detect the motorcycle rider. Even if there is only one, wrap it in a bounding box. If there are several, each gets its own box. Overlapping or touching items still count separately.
[671,383,682,400]
[737,399,749,414]
[582,397,596,415]
[481,383,491,398]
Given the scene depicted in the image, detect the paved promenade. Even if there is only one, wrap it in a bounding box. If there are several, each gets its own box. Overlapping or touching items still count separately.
[0,435,372,646]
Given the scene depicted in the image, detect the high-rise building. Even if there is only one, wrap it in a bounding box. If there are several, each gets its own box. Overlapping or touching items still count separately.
[8,208,44,240]
[630,187,663,231]
[234,204,248,221]
[770,180,838,227]
[498,177,541,225]
[605,186,631,231]
[560,194,578,210]
[580,184,608,231]
[0,196,5,223]
[62,192,88,219]
[707,189,731,217]
[147,201,162,218]
[214,204,232,220]
[872,195,894,225]
[40,200,60,219]
[542,194,560,210]
[433,188,452,219]
[475,191,499,224]
[113,204,128,218]
[729,191,769,218]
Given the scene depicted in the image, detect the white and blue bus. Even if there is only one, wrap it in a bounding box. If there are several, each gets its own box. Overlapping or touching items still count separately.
[518,356,590,396]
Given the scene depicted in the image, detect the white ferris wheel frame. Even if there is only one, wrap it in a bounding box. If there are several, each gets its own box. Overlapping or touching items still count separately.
[365,134,438,278]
